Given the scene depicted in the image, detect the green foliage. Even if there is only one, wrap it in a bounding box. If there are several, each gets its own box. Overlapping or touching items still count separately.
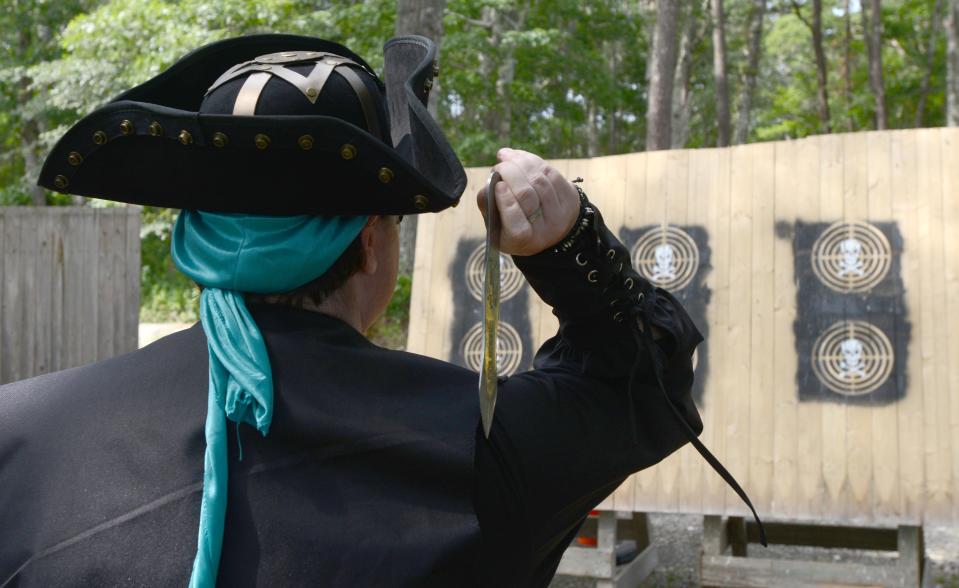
[139,206,199,323]
[0,0,953,324]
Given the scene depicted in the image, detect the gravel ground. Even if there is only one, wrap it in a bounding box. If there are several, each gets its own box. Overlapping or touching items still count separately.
[549,514,959,588]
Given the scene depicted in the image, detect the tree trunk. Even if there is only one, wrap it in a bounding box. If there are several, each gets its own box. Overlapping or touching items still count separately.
[671,3,697,148]
[916,0,944,126]
[733,0,765,144]
[712,0,731,146]
[843,0,853,131]
[946,0,959,125]
[793,0,832,132]
[646,0,680,150]
[394,0,448,276]
[20,117,46,206]
[863,0,888,129]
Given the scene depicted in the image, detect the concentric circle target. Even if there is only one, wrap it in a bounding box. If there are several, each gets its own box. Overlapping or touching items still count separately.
[631,226,700,291]
[466,244,525,302]
[460,321,524,376]
[811,320,894,396]
[811,221,891,293]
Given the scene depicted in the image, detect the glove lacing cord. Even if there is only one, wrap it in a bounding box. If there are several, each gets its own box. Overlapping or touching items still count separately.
[630,305,768,548]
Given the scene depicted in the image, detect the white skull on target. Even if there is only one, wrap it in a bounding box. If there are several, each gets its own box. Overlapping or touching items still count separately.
[837,237,865,277]
[839,337,866,379]
[651,244,677,282]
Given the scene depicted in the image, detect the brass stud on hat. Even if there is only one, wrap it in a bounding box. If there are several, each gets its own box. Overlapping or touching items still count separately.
[120,120,134,135]
[254,133,270,150]
[378,167,394,184]
[149,121,163,137]
[432,60,440,77]
[340,143,357,160]
[67,151,83,166]
[92,131,107,145]
[424,78,433,92]
[298,135,314,150]
[53,175,69,190]
[178,130,193,145]
[212,132,228,148]
[413,194,429,211]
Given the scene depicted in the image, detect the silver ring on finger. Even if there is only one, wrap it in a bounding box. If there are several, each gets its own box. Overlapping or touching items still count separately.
[526,206,544,222]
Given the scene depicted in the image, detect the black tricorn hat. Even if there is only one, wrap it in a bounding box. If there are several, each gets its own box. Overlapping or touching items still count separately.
[38,34,466,215]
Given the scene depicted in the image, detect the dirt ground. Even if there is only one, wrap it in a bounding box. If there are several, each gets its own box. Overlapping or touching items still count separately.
[549,513,959,588]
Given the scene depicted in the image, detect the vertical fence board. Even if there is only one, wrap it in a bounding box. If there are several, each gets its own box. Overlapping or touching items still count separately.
[941,129,959,522]
[842,132,874,522]
[891,131,925,524]
[0,208,140,386]
[748,142,776,516]
[818,134,848,519]
[866,132,900,522]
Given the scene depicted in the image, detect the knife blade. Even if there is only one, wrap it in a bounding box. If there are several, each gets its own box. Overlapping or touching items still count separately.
[479,170,503,438]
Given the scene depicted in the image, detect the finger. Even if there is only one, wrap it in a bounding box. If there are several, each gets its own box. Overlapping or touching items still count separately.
[476,185,488,222]
[499,150,560,220]
[495,159,541,220]
[493,179,534,239]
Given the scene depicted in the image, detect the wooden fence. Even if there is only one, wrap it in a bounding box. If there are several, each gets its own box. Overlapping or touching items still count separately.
[0,207,140,385]
[408,128,959,526]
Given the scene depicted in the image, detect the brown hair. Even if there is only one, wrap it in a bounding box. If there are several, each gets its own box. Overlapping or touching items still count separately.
[244,233,366,309]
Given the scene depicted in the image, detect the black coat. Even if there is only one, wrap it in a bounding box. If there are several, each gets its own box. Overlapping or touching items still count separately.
[0,213,702,587]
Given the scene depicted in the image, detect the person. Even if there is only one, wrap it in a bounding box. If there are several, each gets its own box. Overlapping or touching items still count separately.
[0,34,757,587]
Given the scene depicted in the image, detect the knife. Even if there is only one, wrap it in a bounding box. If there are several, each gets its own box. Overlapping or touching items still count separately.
[479,170,503,438]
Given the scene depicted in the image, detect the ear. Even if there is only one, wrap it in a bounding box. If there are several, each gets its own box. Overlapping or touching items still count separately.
[359,216,380,275]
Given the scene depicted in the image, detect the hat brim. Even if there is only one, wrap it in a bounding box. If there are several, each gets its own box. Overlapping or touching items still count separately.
[38,34,464,215]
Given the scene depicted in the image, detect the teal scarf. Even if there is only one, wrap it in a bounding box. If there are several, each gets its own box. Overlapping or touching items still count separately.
[171,210,367,588]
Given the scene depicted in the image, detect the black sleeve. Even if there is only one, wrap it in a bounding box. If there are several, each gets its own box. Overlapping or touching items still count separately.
[473,191,705,585]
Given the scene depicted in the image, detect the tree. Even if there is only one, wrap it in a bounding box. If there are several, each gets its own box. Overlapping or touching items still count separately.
[646,0,680,150]
[915,0,944,126]
[672,1,706,148]
[863,0,888,129]
[790,0,832,133]
[711,0,730,146]
[733,0,766,144]
[947,0,959,125]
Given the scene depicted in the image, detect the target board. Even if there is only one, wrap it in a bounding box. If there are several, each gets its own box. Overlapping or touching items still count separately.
[408,129,959,525]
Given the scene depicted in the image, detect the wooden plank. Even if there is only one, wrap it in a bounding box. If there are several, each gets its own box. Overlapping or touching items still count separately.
[702,146,732,514]
[724,143,753,514]
[613,152,647,513]
[818,133,848,521]
[744,521,898,550]
[96,210,116,360]
[890,130,925,524]
[19,212,37,379]
[940,128,959,522]
[407,203,436,353]
[125,208,142,353]
[33,211,53,376]
[678,147,713,516]
[865,131,900,523]
[49,211,66,372]
[655,147,690,514]
[916,128,952,520]
[80,210,99,365]
[701,555,910,588]
[748,141,775,516]
[586,154,628,512]
[772,139,800,519]
[841,132,874,521]
[792,135,825,521]
[630,149,670,511]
